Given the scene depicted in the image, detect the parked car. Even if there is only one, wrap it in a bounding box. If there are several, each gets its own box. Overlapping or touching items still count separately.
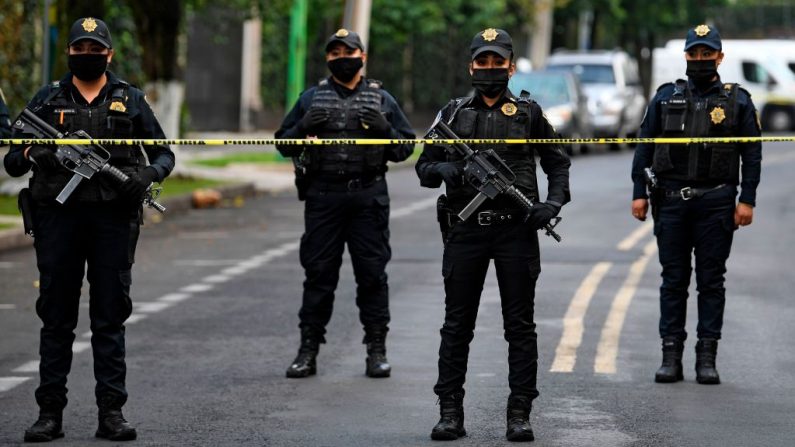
[508,70,593,155]
[545,50,647,147]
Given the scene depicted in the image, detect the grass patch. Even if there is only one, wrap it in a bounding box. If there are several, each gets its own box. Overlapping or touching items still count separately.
[157,176,228,198]
[190,152,286,168]
[0,222,15,230]
[0,194,20,216]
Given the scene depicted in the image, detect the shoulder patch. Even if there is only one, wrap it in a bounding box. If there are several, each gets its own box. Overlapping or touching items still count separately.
[318,79,329,86]
[367,79,383,89]
[656,82,674,92]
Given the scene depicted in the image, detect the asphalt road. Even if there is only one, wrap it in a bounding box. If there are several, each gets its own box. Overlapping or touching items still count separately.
[1,145,795,446]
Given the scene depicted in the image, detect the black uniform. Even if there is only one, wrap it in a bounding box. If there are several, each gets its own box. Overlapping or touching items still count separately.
[416,90,570,402]
[4,71,175,412]
[632,78,761,342]
[275,76,414,339]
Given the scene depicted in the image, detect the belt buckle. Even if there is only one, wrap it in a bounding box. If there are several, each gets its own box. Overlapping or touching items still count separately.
[477,211,493,226]
[347,178,362,191]
[680,187,695,200]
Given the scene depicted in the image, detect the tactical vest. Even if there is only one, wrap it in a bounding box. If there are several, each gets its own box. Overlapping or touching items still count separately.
[304,79,386,178]
[653,79,741,184]
[30,80,143,203]
[444,95,539,212]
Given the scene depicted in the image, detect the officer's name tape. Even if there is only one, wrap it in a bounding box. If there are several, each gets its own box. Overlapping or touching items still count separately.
[0,136,789,146]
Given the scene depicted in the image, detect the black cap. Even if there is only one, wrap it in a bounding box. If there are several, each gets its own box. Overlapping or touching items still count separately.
[68,17,112,49]
[325,28,364,52]
[470,28,513,60]
[684,24,721,51]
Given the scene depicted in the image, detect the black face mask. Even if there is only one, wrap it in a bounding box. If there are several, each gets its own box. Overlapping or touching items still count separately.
[471,68,510,99]
[68,54,108,81]
[686,59,718,86]
[328,57,363,83]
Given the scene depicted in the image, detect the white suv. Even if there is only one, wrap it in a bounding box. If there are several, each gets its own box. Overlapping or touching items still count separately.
[546,50,647,141]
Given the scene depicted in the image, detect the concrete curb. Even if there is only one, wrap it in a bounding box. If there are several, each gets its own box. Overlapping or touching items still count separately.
[0,182,259,253]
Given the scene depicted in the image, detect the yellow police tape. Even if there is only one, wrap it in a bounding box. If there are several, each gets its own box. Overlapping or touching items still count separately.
[0,136,793,146]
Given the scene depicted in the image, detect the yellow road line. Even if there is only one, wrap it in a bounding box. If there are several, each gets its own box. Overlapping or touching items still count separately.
[616,221,654,252]
[594,240,658,375]
[550,262,613,373]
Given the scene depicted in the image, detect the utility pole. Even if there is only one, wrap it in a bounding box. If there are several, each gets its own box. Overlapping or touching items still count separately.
[343,0,372,51]
[286,0,308,109]
[530,0,553,69]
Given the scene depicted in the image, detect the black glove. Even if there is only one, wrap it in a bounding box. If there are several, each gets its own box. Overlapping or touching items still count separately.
[119,166,158,202]
[297,107,330,134]
[527,202,561,230]
[27,146,60,174]
[435,162,464,187]
[358,106,390,133]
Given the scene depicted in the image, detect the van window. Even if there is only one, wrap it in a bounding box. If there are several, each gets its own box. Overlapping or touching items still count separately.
[547,64,615,84]
[742,61,769,84]
[789,62,795,76]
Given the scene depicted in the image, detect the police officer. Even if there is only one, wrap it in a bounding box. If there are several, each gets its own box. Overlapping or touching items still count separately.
[3,18,175,442]
[0,87,12,139]
[416,29,570,442]
[275,29,415,379]
[631,25,761,385]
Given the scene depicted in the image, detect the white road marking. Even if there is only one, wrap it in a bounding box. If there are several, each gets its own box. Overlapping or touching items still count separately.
[158,293,192,303]
[391,196,438,219]
[135,302,173,313]
[1,198,436,394]
[177,231,230,239]
[126,314,148,325]
[0,304,16,310]
[12,361,39,373]
[72,341,92,354]
[180,283,214,293]
[616,221,653,251]
[173,259,245,267]
[475,373,496,378]
[550,262,613,373]
[0,377,31,392]
[203,274,231,284]
[594,241,658,374]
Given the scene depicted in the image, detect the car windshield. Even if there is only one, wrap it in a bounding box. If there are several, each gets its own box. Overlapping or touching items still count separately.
[548,63,615,84]
[508,73,571,107]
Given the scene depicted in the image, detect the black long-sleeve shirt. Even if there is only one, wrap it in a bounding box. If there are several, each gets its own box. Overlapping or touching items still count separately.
[4,72,175,182]
[416,91,571,210]
[631,78,762,205]
[275,77,415,162]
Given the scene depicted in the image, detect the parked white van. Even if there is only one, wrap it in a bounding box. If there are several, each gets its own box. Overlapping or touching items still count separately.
[652,39,795,131]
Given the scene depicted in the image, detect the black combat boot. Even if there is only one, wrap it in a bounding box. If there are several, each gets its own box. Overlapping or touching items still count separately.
[506,395,534,442]
[364,327,391,378]
[95,395,137,441]
[286,327,322,378]
[695,338,720,384]
[24,410,64,443]
[430,392,466,440]
[654,337,684,383]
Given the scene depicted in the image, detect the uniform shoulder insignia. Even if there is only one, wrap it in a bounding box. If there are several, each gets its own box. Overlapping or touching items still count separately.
[318,79,329,86]
[367,79,383,89]
[656,82,674,92]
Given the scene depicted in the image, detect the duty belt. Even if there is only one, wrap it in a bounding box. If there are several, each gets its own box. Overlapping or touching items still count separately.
[665,184,727,201]
[474,209,522,226]
[312,175,383,192]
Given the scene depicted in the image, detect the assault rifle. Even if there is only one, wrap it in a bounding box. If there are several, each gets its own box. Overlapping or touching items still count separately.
[13,108,165,213]
[427,115,562,242]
